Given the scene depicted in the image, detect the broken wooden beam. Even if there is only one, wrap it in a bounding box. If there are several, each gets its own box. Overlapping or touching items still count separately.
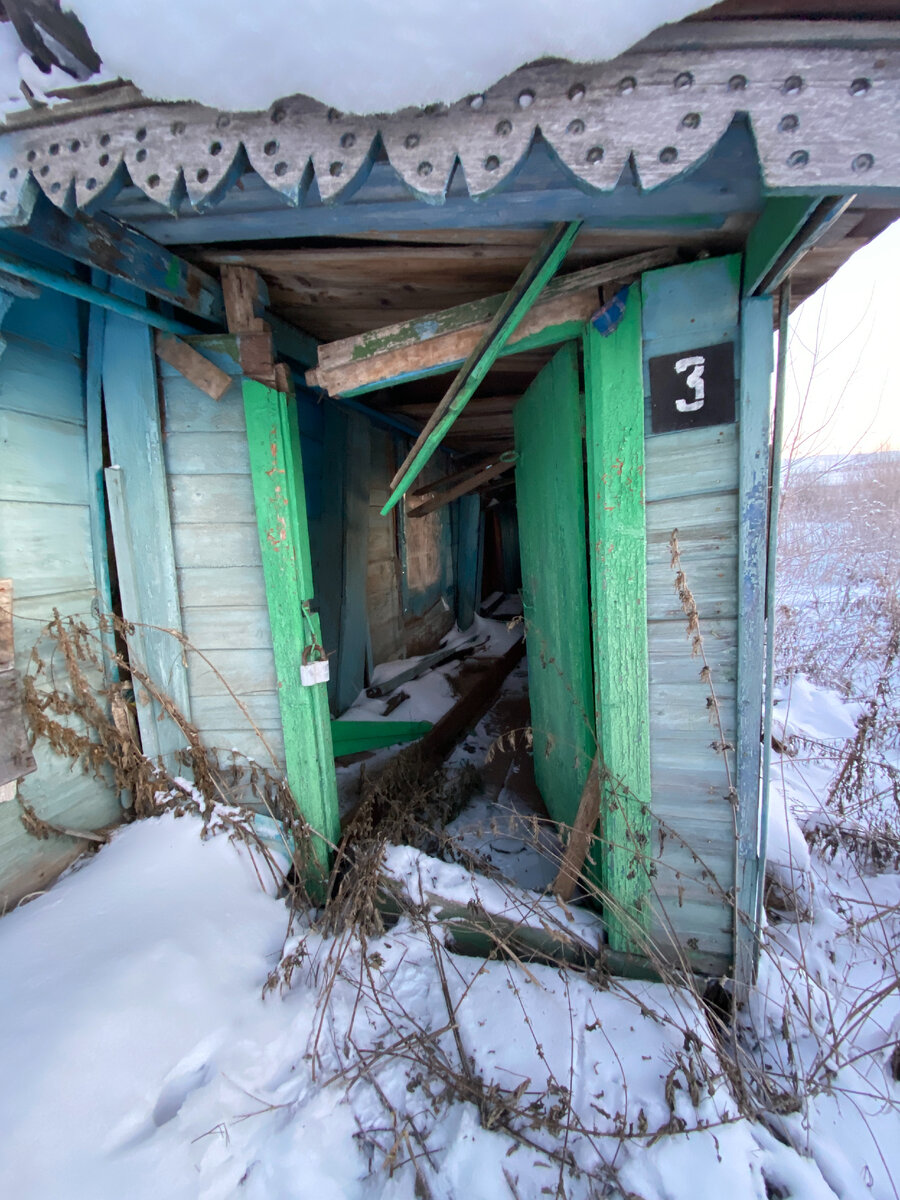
[222,265,278,387]
[382,221,583,514]
[312,246,676,381]
[154,333,232,401]
[407,454,518,518]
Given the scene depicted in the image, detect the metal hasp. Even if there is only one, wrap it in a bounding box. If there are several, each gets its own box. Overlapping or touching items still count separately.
[382,220,581,514]
[242,379,339,883]
[584,285,653,954]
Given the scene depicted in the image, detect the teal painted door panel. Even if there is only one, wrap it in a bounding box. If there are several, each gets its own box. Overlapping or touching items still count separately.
[513,342,594,827]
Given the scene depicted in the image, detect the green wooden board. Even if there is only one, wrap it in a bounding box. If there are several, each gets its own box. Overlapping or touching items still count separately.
[584,285,652,953]
[331,720,432,755]
[242,379,339,881]
[513,343,595,828]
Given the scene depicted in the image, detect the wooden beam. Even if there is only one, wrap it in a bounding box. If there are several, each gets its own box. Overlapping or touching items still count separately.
[242,378,340,880]
[316,247,676,375]
[331,719,432,756]
[154,333,232,401]
[410,451,514,498]
[742,196,820,297]
[553,755,600,903]
[407,455,517,517]
[311,290,596,399]
[381,221,582,514]
[584,283,652,954]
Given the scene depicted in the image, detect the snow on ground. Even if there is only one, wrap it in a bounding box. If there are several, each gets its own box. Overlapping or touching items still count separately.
[1,659,897,1198]
[60,0,710,115]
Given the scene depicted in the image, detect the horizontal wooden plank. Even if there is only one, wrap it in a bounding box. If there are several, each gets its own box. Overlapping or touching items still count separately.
[187,647,277,699]
[645,490,738,542]
[164,431,253,476]
[172,522,261,570]
[0,335,85,426]
[316,248,673,372]
[168,474,258,525]
[646,555,737,621]
[0,501,94,599]
[310,290,597,397]
[0,409,89,505]
[160,374,248,432]
[648,617,737,682]
[190,691,282,732]
[182,604,272,651]
[644,424,739,502]
[201,727,285,767]
[177,566,268,610]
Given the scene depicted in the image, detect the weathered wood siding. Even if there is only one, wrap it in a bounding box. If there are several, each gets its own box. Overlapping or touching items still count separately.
[159,335,330,766]
[641,255,743,975]
[0,246,120,907]
[366,428,456,668]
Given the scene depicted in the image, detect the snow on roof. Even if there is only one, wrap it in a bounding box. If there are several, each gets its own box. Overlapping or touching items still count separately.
[53,0,711,116]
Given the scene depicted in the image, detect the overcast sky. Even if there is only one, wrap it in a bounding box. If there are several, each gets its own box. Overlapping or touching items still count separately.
[784,218,899,459]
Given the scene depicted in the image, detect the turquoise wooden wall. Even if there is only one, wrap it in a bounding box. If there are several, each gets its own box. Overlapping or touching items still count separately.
[641,255,742,976]
[158,336,332,766]
[0,245,120,907]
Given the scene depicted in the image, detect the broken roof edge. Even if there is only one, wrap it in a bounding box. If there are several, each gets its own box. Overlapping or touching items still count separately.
[0,23,897,227]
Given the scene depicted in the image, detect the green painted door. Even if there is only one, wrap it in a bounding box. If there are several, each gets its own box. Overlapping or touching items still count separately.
[513,343,595,827]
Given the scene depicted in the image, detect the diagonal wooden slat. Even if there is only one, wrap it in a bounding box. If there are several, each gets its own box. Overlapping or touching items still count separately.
[380,220,582,515]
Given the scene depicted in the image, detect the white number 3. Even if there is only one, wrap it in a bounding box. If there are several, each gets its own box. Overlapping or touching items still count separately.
[674,355,706,412]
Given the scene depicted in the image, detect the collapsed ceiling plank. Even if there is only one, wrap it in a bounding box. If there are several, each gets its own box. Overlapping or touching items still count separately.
[381,220,582,514]
[308,247,674,395]
[407,453,518,518]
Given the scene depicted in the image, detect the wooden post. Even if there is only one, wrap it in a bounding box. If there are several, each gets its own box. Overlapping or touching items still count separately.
[242,379,339,879]
[584,285,653,953]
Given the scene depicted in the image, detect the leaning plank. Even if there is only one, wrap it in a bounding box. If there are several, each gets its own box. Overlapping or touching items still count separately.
[311,289,595,399]
[155,333,232,401]
[316,247,675,374]
[242,379,340,880]
[584,284,652,954]
[331,719,432,755]
[407,455,517,518]
[553,756,601,903]
[382,221,583,514]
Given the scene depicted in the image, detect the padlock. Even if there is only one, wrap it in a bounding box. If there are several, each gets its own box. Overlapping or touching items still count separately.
[300,658,330,686]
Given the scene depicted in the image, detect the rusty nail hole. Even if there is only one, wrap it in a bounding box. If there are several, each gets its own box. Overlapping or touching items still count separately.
[98,153,110,167]
[727,74,747,92]
[681,112,700,129]
[274,161,288,176]
[659,146,678,164]
[210,141,222,155]
[586,145,604,164]
[417,161,433,177]
[567,119,585,136]
[329,161,343,176]
[147,174,159,188]
[674,72,693,90]
[264,140,278,156]
[783,75,803,95]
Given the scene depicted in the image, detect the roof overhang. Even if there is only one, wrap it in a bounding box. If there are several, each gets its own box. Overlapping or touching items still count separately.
[1,21,898,225]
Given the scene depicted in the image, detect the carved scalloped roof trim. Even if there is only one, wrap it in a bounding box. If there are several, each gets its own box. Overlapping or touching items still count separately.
[0,40,897,223]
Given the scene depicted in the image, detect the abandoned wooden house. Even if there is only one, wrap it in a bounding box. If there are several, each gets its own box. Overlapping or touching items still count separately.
[0,1,898,991]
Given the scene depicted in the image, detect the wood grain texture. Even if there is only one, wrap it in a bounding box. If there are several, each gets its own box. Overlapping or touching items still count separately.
[640,255,743,975]
[734,295,775,996]
[584,285,652,952]
[243,379,339,875]
[514,343,595,828]
[155,333,232,401]
[103,287,191,765]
